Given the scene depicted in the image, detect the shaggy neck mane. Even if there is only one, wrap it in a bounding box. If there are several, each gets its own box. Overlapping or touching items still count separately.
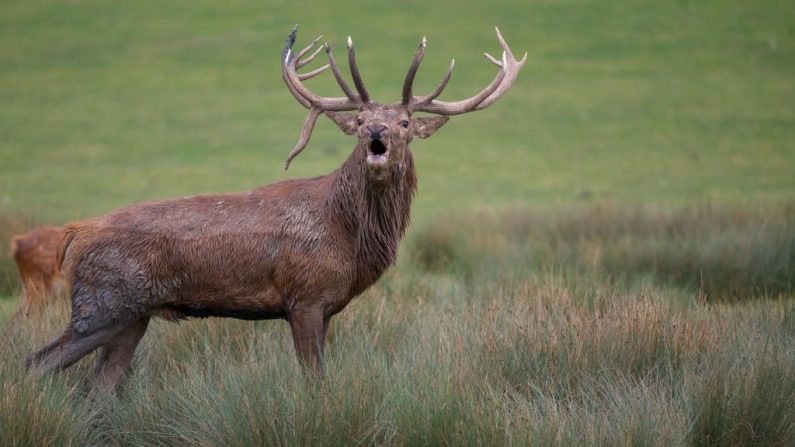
[325,142,417,295]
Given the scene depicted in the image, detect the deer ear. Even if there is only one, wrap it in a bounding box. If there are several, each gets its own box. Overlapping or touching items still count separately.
[325,112,358,135]
[412,116,450,139]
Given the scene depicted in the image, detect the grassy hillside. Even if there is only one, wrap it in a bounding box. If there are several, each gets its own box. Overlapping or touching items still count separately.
[1,0,793,445]
[1,0,793,224]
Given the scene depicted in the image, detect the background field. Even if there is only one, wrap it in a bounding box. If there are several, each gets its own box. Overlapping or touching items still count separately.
[1,0,793,445]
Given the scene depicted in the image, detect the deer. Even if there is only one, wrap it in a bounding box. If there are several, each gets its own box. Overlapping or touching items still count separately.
[26,26,525,390]
[11,226,66,316]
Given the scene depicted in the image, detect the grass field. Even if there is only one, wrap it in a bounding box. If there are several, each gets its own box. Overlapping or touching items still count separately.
[1,0,794,445]
[1,0,793,223]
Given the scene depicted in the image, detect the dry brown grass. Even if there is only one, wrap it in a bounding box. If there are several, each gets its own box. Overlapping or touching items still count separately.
[1,204,793,445]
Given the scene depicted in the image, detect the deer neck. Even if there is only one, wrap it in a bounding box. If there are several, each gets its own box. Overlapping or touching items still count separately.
[325,142,417,292]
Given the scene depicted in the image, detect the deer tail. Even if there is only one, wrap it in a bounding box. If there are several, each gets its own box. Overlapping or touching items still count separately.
[10,235,20,261]
[56,225,79,272]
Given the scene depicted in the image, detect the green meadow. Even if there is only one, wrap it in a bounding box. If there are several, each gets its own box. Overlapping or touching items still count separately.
[1,0,793,445]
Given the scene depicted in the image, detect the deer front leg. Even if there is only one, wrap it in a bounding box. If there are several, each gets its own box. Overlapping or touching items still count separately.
[287,306,328,376]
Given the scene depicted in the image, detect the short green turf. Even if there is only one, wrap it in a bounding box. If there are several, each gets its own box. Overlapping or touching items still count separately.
[1,0,793,225]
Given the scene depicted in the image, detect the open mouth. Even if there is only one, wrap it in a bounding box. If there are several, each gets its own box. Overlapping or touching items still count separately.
[367,139,389,165]
[370,139,387,156]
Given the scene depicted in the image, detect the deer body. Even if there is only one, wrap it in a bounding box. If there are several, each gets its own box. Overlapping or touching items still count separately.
[60,142,414,328]
[28,27,524,390]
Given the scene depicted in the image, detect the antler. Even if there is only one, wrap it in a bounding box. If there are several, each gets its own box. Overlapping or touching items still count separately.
[402,27,527,115]
[282,26,369,169]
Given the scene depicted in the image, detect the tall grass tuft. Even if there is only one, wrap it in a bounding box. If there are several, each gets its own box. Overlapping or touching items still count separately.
[410,203,795,301]
[687,303,795,446]
[1,300,98,446]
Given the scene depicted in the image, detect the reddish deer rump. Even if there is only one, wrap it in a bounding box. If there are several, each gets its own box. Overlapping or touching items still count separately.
[27,26,525,390]
[11,226,66,315]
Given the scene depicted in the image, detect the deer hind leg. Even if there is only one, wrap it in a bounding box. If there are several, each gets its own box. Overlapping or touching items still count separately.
[90,317,150,391]
[26,281,139,375]
[24,330,72,370]
[25,323,128,375]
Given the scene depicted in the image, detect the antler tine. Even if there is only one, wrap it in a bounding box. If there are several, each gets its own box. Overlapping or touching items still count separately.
[296,34,323,60]
[296,44,324,69]
[298,64,330,81]
[475,27,527,109]
[347,36,371,103]
[282,26,311,109]
[284,108,321,170]
[401,37,427,105]
[325,43,358,102]
[411,58,454,110]
[413,27,526,116]
[495,26,519,61]
[483,52,501,67]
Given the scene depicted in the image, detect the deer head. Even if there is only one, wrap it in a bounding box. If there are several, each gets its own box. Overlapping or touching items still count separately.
[281,26,527,174]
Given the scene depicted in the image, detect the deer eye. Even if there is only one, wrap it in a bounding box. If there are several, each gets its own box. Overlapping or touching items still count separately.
[400,120,409,128]
[356,118,364,126]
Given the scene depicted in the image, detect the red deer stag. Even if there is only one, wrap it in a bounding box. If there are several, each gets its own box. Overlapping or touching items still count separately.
[11,226,65,315]
[27,26,525,390]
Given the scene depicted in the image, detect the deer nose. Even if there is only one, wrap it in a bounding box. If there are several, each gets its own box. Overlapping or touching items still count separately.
[367,124,388,140]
